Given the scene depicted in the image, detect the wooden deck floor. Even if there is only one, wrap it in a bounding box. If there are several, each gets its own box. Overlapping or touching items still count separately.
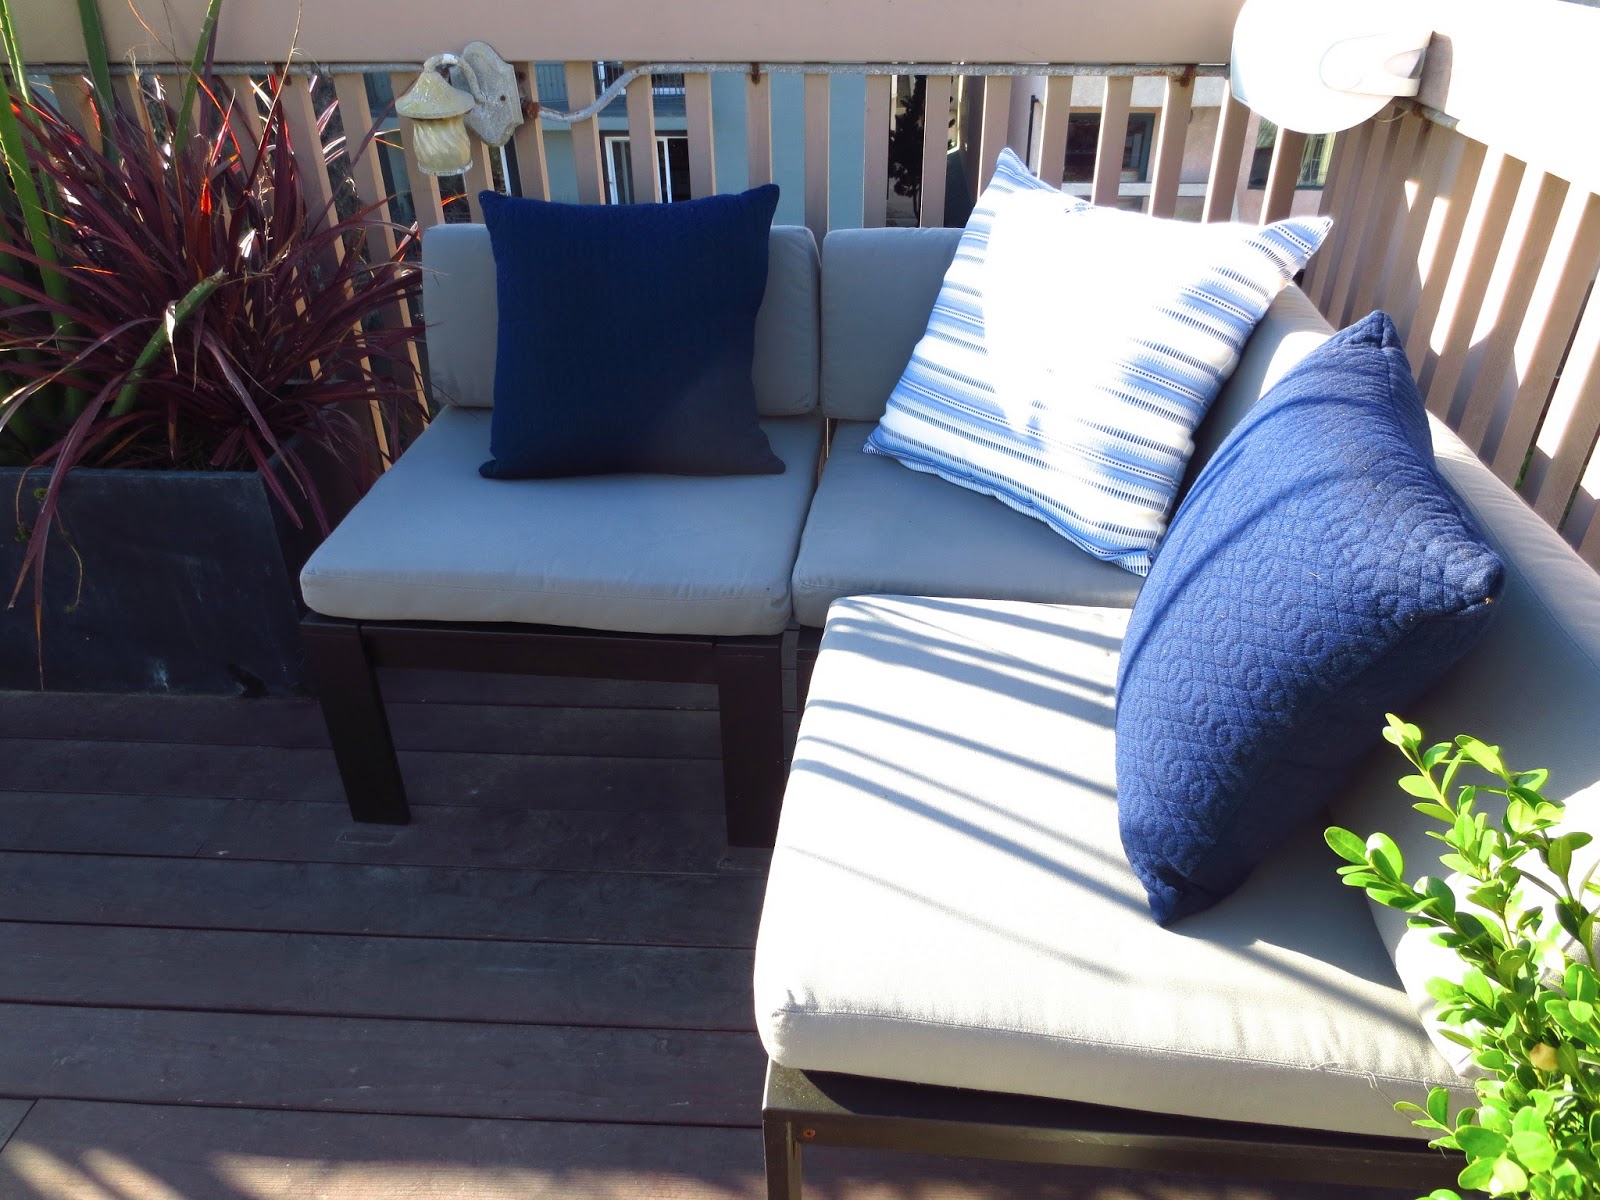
[0,673,1416,1199]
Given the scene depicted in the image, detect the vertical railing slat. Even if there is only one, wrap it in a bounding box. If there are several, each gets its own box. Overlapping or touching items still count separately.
[389,71,446,230]
[1316,131,1350,219]
[1305,129,1356,307]
[1350,113,1426,318]
[1569,461,1600,567]
[565,61,606,204]
[1447,170,1567,444]
[1571,482,1600,568]
[1036,74,1074,190]
[1259,127,1306,224]
[625,62,660,204]
[328,70,425,448]
[1202,87,1249,223]
[222,72,264,145]
[462,143,495,222]
[861,73,892,227]
[1324,118,1395,323]
[332,70,424,434]
[803,73,830,243]
[1489,190,1600,484]
[53,75,95,138]
[977,75,1012,193]
[1417,149,1525,410]
[110,73,153,139]
[1092,76,1133,208]
[283,73,381,447]
[918,75,952,228]
[332,72,399,254]
[1401,133,1488,372]
[1302,120,1366,304]
[684,71,716,198]
[746,71,773,188]
[281,75,337,228]
[1375,121,1454,327]
[512,63,550,200]
[1526,300,1600,526]
[1148,74,1192,219]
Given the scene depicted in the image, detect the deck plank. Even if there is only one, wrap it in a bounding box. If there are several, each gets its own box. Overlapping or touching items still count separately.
[0,738,722,810]
[0,1100,1416,1199]
[0,692,721,758]
[195,800,734,871]
[0,690,324,745]
[0,922,755,1030]
[0,792,227,858]
[0,853,764,946]
[0,791,731,871]
[378,671,719,709]
[0,1101,31,1155]
[0,1003,763,1122]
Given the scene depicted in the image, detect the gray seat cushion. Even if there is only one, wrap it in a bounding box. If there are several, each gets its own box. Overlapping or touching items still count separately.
[793,277,1334,629]
[754,595,1469,1138]
[301,407,823,636]
[789,422,1142,627]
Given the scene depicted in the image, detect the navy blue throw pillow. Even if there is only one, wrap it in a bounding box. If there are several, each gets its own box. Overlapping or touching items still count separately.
[478,186,783,478]
[1115,312,1504,926]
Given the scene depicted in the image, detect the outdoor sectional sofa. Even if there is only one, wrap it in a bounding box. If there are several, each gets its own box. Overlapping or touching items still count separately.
[298,222,826,844]
[298,219,1600,1193]
[753,231,1600,1194]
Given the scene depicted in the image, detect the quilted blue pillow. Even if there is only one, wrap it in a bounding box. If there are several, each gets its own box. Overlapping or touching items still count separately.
[866,148,1330,575]
[479,186,783,478]
[1116,312,1504,925]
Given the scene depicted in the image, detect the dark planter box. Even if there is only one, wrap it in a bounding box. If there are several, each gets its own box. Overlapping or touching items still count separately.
[0,441,359,695]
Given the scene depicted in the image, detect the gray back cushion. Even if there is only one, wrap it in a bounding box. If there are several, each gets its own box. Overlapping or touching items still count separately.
[422,222,820,417]
[822,226,962,421]
[1178,285,1336,501]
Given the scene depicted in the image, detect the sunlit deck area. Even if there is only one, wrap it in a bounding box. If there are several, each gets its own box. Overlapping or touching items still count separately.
[0,677,1410,1199]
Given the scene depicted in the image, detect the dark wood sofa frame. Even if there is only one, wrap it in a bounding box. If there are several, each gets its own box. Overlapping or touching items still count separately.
[301,613,788,846]
[763,1061,1461,1198]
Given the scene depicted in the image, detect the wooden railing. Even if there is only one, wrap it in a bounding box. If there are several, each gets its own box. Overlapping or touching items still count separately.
[27,1,1600,568]
[37,56,1298,405]
[1301,2,1600,568]
[40,59,1305,230]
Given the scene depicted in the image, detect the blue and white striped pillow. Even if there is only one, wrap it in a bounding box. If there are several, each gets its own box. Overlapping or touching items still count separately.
[865,148,1331,575]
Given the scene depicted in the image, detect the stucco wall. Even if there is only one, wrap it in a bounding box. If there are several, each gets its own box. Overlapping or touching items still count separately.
[14,0,1246,66]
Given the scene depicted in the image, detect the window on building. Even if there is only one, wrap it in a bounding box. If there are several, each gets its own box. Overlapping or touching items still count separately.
[1297,133,1334,187]
[1063,112,1157,184]
[594,62,686,97]
[602,135,693,204]
[1247,121,1333,189]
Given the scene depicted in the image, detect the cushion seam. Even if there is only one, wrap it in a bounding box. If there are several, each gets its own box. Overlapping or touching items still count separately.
[304,573,790,604]
[765,1004,1466,1091]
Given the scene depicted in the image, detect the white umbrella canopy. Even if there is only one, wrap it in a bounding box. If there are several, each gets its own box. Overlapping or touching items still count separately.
[1231,0,1433,134]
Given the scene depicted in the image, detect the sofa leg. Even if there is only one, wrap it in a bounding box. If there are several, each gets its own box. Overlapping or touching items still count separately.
[302,616,410,825]
[715,638,786,847]
[795,628,821,713]
[763,1113,803,1200]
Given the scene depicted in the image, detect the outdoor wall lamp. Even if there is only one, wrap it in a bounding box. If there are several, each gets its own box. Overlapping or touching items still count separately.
[1230,0,1433,133]
[395,41,524,177]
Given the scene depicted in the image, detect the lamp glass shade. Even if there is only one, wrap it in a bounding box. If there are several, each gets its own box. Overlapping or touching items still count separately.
[396,62,478,177]
[1231,0,1431,134]
[410,115,474,177]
